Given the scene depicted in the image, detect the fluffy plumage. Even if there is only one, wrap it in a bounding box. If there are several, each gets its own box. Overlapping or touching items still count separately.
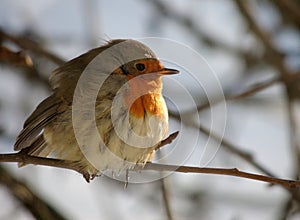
[14,39,178,177]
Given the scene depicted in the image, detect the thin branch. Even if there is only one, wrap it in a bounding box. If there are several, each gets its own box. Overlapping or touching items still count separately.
[196,76,280,112]
[278,196,293,220]
[142,163,300,189]
[0,151,81,175]
[0,151,300,189]
[235,1,300,209]
[201,124,300,202]
[0,165,67,220]
[170,108,277,178]
[235,0,290,78]
[156,150,175,220]
[0,46,33,68]
[274,0,300,26]
[0,46,49,86]
[169,76,281,124]
[0,30,65,66]
[172,113,300,201]
[283,79,300,210]
[0,132,179,182]
[198,125,276,177]
[149,0,258,63]
[286,95,300,179]
[159,178,174,220]
[226,78,281,101]
[156,131,179,150]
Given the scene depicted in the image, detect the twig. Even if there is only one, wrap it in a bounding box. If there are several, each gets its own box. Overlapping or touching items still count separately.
[198,125,276,177]
[159,177,174,220]
[0,151,300,189]
[149,0,257,63]
[286,95,300,179]
[0,151,82,174]
[0,46,33,68]
[142,163,300,189]
[0,30,65,66]
[274,0,300,25]
[0,31,62,87]
[169,76,281,123]
[0,132,179,182]
[226,77,281,101]
[235,1,300,210]
[196,76,280,112]
[0,46,49,86]
[0,165,67,220]
[278,196,293,220]
[235,0,289,77]
[176,115,300,202]
[282,78,300,211]
[156,150,175,220]
[170,105,277,178]
[156,131,179,150]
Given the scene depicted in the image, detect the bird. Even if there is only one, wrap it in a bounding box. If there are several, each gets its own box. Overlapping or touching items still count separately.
[14,39,179,181]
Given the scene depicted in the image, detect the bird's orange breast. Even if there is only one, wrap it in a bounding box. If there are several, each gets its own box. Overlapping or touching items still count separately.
[129,93,165,118]
[124,76,166,118]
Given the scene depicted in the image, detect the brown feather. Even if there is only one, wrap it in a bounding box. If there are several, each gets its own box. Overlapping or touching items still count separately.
[14,95,62,150]
[14,39,126,153]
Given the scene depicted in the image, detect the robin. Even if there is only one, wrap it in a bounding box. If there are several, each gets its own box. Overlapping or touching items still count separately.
[14,39,179,181]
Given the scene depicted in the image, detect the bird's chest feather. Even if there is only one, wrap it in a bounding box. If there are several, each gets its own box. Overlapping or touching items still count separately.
[124,76,166,118]
[127,93,166,119]
[111,77,168,147]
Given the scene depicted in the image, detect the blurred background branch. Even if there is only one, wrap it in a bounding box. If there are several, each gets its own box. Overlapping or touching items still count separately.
[0,165,67,220]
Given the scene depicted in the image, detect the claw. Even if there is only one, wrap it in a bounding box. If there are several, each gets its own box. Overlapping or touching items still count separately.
[83,173,91,183]
[124,169,129,188]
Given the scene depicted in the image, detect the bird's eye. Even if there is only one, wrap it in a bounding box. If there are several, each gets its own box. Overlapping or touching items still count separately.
[135,63,145,71]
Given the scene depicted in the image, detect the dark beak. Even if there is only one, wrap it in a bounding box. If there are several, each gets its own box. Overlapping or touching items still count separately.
[157,67,179,75]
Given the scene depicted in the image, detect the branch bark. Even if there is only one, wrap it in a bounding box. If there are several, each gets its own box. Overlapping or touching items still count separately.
[0,150,300,189]
[143,163,300,189]
[0,30,65,66]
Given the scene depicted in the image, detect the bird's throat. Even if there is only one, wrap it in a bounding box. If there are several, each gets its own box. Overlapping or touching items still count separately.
[124,77,165,118]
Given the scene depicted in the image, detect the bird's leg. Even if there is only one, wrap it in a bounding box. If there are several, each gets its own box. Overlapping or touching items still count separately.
[124,169,129,188]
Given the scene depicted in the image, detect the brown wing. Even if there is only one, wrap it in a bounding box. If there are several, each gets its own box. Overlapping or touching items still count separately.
[14,39,126,152]
[14,95,62,151]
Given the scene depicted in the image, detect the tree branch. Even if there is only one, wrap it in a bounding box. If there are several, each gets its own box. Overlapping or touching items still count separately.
[198,125,277,177]
[274,0,300,26]
[0,150,300,189]
[159,176,174,220]
[0,165,67,220]
[156,151,175,220]
[196,76,280,112]
[149,0,259,65]
[0,151,82,175]
[0,30,65,66]
[142,163,300,189]
[235,0,290,78]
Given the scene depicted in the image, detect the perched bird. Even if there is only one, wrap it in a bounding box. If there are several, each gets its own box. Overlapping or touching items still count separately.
[14,39,178,181]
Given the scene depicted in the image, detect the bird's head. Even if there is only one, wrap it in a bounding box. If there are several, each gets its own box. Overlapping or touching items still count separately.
[113,58,178,94]
[115,58,178,79]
